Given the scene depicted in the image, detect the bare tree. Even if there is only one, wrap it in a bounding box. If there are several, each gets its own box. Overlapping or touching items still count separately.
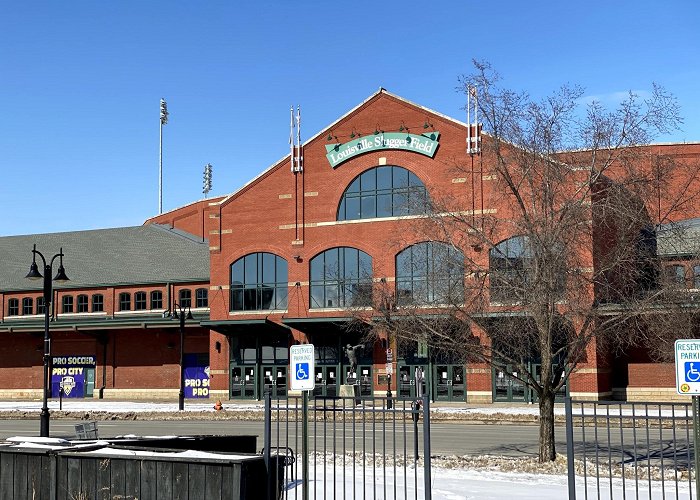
[352,61,700,463]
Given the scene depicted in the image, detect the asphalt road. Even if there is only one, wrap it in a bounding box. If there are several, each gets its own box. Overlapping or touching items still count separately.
[0,419,564,457]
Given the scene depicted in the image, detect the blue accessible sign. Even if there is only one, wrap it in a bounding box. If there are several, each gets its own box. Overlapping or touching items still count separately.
[675,340,700,394]
[290,344,315,391]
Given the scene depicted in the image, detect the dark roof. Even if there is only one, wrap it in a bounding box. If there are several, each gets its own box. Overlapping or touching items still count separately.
[657,218,700,258]
[0,225,210,292]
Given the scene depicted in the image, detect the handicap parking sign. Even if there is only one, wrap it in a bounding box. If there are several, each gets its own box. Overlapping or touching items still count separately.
[290,345,315,391]
[675,340,700,394]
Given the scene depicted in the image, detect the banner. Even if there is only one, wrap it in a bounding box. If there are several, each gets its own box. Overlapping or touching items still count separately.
[50,355,95,398]
[325,131,440,168]
[184,354,210,398]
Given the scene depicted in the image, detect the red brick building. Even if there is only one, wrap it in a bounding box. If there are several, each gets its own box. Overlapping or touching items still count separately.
[2,89,700,402]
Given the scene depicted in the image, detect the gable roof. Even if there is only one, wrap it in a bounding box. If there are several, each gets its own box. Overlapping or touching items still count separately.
[0,225,209,292]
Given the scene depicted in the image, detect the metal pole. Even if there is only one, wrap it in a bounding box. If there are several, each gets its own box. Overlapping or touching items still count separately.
[178,312,185,411]
[40,265,52,437]
[387,373,393,409]
[422,394,432,500]
[264,392,272,500]
[302,391,309,500]
[693,395,700,499]
[159,118,163,214]
[565,396,577,500]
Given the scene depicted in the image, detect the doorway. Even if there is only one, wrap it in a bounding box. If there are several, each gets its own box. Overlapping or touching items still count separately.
[231,365,256,399]
[433,364,466,401]
[313,365,338,397]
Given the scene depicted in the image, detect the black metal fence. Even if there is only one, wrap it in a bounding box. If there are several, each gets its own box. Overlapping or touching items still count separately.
[263,394,432,500]
[565,398,694,499]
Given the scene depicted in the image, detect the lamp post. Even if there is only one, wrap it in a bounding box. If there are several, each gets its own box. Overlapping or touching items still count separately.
[26,244,69,437]
[170,302,192,411]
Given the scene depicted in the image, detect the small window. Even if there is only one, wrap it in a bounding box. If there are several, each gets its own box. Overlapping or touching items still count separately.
[36,297,45,315]
[694,265,700,289]
[8,299,19,316]
[196,288,208,308]
[77,295,89,313]
[22,297,34,315]
[134,291,147,311]
[119,292,131,311]
[665,265,686,287]
[62,296,74,314]
[151,290,163,309]
[179,289,192,308]
[92,294,104,313]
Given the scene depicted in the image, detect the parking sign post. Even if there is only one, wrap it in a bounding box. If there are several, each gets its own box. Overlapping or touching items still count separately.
[290,344,315,500]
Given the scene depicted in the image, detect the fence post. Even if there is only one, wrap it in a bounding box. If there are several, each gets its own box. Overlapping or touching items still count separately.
[422,394,431,500]
[264,391,273,500]
[565,396,576,500]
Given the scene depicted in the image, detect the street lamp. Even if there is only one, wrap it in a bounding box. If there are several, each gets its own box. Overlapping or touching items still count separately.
[170,302,192,411]
[26,244,69,437]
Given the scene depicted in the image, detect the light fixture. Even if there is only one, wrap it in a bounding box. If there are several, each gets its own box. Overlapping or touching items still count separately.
[423,119,432,129]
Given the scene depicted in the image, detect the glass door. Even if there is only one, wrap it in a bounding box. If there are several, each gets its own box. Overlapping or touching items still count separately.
[261,365,287,398]
[313,365,338,397]
[346,364,372,396]
[433,365,466,401]
[398,364,428,398]
[231,365,256,399]
[493,365,527,402]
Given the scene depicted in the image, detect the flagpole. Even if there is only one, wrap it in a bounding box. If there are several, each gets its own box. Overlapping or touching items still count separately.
[159,98,169,214]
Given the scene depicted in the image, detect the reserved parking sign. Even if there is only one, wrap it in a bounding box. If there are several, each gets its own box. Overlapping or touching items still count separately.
[290,344,315,391]
[675,340,700,395]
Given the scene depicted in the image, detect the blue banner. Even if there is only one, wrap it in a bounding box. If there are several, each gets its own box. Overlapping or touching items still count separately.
[184,354,210,398]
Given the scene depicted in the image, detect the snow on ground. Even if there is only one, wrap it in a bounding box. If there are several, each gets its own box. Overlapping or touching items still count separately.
[283,463,691,499]
[0,399,689,418]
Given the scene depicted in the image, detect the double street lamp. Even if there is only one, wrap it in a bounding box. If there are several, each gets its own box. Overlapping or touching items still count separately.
[26,245,69,437]
[168,302,192,411]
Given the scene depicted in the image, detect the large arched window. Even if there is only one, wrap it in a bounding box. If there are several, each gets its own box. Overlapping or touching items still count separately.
[396,242,465,305]
[310,247,372,308]
[230,253,288,311]
[337,166,428,221]
[489,236,532,302]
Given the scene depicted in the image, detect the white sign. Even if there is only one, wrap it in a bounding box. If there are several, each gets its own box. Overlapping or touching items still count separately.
[290,344,315,391]
[385,363,393,375]
[675,339,700,395]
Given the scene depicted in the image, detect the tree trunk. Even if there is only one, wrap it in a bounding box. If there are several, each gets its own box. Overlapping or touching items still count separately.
[538,392,557,462]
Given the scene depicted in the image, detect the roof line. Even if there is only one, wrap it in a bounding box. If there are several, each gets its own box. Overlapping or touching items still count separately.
[211,88,470,208]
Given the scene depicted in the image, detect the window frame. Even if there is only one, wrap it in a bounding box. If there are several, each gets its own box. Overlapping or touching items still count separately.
[62,295,74,314]
[36,297,46,315]
[118,292,131,312]
[230,253,289,312]
[396,242,465,306]
[309,247,373,309]
[150,290,163,310]
[195,288,208,308]
[22,297,34,315]
[337,166,428,221]
[134,291,147,311]
[178,289,192,308]
[92,294,104,313]
[77,294,89,313]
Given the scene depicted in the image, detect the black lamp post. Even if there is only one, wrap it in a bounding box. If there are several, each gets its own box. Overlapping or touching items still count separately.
[26,244,69,437]
[170,302,192,411]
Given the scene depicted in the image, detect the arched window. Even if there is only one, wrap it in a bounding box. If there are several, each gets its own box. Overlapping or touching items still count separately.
[178,289,191,308]
[150,291,163,309]
[134,291,147,310]
[118,292,130,311]
[22,297,33,315]
[196,288,208,308]
[396,242,464,305]
[230,253,288,311]
[310,247,373,308]
[77,294,89,313]
[62,295,74,313]
[8,299,19,316]
[92,294,104,312]
[337,166,428,221]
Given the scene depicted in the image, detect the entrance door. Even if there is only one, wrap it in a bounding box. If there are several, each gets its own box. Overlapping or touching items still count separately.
[231,365,256,399]
[433,365,466,401]
[493,365,527,402]
[85,367,95,398]
[261,365,287,398]
[345,365,373,396]
[313,365,338,398]
[398,364,428,398]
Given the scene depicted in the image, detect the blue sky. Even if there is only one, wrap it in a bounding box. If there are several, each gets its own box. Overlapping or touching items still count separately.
[1,1,698,236]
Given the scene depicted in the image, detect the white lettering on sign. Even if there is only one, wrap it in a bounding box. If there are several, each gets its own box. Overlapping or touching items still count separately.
[290,344,316,391]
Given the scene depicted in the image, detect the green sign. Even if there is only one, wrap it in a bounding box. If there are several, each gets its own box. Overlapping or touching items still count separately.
[325,131,440,168]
